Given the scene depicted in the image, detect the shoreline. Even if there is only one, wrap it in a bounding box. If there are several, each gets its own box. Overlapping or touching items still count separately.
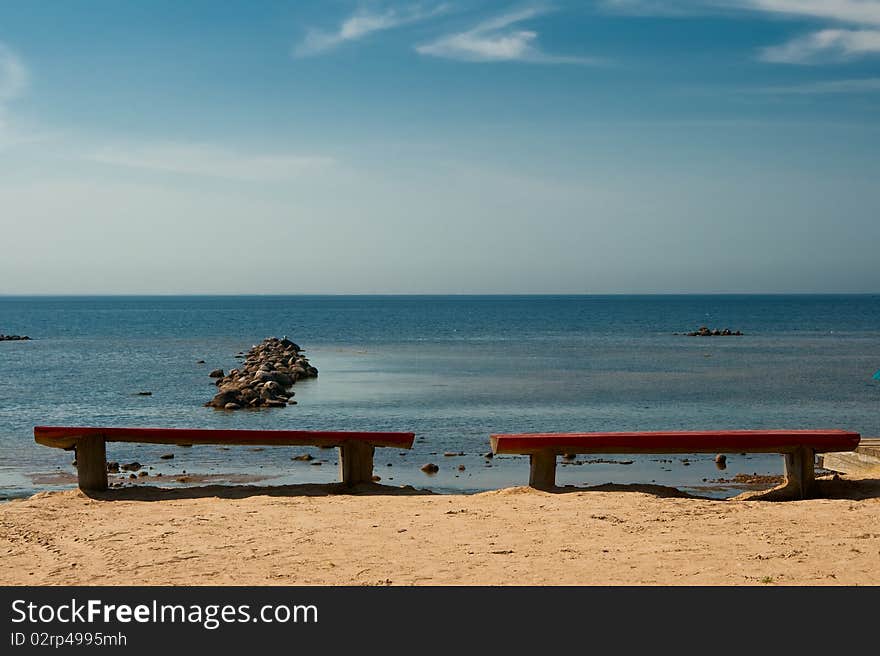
[2,474,878,586]
[6,456,790,503]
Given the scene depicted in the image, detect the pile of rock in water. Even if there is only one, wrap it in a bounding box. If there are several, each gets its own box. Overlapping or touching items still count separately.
[0,334,30,341]
[683,326,743,337]
[205,337,318,410]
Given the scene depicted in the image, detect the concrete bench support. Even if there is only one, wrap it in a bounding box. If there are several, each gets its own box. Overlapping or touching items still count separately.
[76,434,108,492]
[339,441,375,486]
[529,452,557,490]
[783,447,815,499]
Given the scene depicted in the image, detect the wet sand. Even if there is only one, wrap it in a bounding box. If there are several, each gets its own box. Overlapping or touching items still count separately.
[1,475,879,585]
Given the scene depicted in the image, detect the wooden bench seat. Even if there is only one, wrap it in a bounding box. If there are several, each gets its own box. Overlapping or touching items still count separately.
[34,426,415,492]
[490,429,861,498]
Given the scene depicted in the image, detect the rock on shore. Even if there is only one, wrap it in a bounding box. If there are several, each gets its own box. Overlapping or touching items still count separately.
[205,336,318,410]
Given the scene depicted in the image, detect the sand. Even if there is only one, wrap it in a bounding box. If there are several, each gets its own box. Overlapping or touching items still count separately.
[2,476,879,586]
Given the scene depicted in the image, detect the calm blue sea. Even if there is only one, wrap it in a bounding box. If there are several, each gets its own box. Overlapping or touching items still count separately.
[1,295,878,500]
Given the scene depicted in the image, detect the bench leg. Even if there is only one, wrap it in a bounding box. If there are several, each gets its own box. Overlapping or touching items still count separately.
[529,451,557,490]
[339,442,374,487]
[76,435,108,492]
[783,447,815,499]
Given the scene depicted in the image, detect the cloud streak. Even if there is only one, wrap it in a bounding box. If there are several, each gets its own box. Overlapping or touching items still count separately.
[293,3,448,57]
[749,77,880,93]
[745,0,880,26]
[602,0,880,63]
[599,0,730,16]
[602,0,880,24]
[746,1,880,62]
[0,42,29,148]
[760,28,880,63]
[0,42,28,101]
[416,6,601,64]
[87,142,335,181]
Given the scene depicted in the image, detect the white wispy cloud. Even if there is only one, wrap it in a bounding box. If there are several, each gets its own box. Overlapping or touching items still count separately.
[0,42,28,101]
[0,42,30,149]
[602,0,880,24]
[293,3,449,57]
[746,1,880,62]
[416,5,601,64]
[760,28,880,63]
[746,0,880,26]
[86,142,335,181]
[750,76,880,93]
[602,0,880,63]
[599,0,728,16]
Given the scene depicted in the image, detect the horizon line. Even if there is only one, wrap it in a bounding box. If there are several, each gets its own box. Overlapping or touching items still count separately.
[1,292,879,298]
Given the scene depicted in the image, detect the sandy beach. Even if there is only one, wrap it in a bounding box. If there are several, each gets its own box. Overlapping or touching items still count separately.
[2,475,879,586]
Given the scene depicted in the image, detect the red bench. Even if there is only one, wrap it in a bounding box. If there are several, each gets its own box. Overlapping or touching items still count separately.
[34,426,415,492]
[489,429,861,498]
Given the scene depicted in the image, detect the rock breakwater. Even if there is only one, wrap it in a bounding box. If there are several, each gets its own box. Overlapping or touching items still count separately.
[205,336,318,410]
[682,326,743,337]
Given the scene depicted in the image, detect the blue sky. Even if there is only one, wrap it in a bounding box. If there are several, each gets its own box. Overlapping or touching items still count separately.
[1,1,879,293]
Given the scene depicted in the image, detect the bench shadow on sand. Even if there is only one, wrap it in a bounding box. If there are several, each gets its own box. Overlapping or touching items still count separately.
[82,481,435,502]
[549,482,704,499]
[42,470,879,503]
[87,481,707,502]
[524,474,880,502]
[731,475,880,501]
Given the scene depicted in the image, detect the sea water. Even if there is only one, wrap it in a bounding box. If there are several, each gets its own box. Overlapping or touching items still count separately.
[1,295,878,499]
